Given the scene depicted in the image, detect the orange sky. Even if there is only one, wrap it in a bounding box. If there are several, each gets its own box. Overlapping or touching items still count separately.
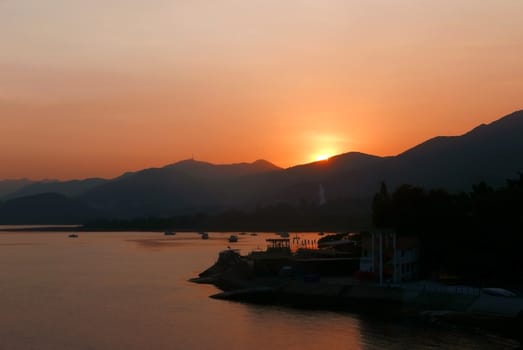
[1,0,522,180]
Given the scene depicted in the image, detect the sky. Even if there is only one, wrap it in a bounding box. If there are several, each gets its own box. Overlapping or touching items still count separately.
[1,0,522,180]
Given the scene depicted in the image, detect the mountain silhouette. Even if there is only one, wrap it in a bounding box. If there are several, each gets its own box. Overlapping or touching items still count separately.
[0,179,33,198]
[5,178,106,200]
[387,110,523,189]
[0,193,102,224]
[79,159,282,218]
[1,110,522,224]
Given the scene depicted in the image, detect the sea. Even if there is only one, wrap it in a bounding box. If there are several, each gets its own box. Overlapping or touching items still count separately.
[0,228,518,350]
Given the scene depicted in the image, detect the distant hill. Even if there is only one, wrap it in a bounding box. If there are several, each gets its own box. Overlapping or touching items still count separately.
[0,179,33,198]
[6,178,107,200]
[226,152,386,210]
[1,110,522,224]
[0,193,102,224]
[388,110,523,190]
[161,158,282,178]
[214,110,523,215]
[79,159,282,218]
[275,110,523,206]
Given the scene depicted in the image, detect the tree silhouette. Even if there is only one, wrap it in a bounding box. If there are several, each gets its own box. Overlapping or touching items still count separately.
[370,175,523,285]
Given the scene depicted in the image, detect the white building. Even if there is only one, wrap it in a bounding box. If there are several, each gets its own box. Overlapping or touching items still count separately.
[359,231,420,284]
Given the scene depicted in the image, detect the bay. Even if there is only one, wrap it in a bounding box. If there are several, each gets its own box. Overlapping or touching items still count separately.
[0,231,517,349]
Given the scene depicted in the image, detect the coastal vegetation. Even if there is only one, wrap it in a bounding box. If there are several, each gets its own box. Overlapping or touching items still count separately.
[83,197,370,232]
[372,174,523,286]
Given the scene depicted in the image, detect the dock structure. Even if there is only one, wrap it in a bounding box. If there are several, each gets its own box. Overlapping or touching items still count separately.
[192,232,523,342]
[249,238,292,275]
[266,238,291,249]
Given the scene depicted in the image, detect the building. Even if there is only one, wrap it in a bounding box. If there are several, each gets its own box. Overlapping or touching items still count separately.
[359,231,420,283]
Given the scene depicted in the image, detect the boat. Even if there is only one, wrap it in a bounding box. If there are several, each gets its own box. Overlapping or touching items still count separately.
[164,231,176,236]
[68,233,78,238]
[228,235,238,243]
[250,233,257,236]
[239,232,247,235]
[201,232,209,239]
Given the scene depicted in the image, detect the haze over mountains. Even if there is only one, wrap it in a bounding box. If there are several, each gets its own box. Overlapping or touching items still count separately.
[1,110,522,224]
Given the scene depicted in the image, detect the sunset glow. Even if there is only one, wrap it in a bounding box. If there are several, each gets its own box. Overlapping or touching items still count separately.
[1,1,522,180]
[315,155,330,162]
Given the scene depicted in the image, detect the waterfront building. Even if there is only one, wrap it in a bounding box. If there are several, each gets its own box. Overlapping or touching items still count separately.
[359,231,420,284]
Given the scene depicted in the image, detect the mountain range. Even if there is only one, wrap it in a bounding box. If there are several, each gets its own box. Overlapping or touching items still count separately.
[1,110,522,225]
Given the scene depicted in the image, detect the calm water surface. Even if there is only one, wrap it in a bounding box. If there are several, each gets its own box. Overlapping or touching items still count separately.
[0,231,518,350]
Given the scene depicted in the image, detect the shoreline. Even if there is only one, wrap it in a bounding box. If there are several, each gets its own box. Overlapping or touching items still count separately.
[191,248,523,345]
[0,226,331,233]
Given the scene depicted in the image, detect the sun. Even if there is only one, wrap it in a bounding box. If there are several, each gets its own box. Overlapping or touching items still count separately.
[315,154,330,161]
